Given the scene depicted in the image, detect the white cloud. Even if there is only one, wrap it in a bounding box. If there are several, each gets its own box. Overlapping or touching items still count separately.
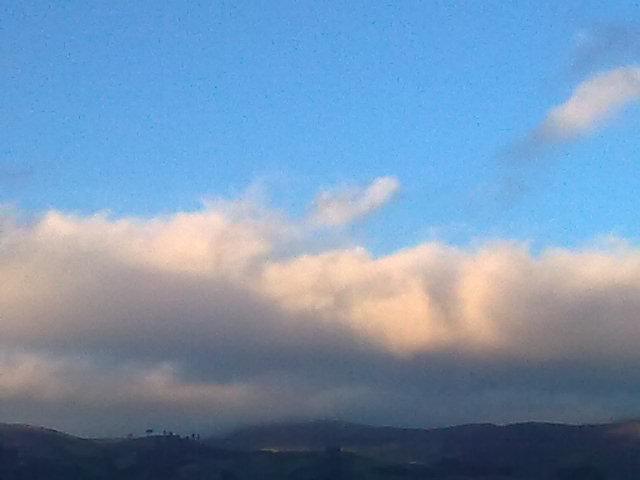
[311,176,400,227]
[2,203,640,434]
[539,66,640,141]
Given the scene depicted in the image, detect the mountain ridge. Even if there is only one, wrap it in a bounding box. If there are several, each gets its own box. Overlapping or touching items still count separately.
[0,419,639,479]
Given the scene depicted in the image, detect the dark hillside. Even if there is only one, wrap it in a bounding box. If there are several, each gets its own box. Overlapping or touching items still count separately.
[0,420,639,479]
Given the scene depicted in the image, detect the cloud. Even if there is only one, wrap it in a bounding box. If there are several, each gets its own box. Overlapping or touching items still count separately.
[539,66,640,141]
[2,203,640,435]
[571,24,640,74]
[507,66,640,161]
[311,176,400,227]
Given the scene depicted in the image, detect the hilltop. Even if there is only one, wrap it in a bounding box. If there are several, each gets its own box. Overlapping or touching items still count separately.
[0,419,639,478]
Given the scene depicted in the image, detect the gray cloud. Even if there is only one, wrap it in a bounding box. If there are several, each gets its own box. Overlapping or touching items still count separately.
[571,23,640,75]
[2,204,640,436]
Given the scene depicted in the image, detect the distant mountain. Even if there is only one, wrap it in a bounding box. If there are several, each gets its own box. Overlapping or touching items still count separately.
[219,419,640,479]
[0,420,639,479]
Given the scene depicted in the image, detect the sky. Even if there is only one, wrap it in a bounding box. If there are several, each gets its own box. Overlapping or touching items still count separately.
[2,1,640,436]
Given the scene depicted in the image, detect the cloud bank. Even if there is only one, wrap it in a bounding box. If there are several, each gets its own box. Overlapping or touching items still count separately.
[311,176,400,226]
[1,202,640,435]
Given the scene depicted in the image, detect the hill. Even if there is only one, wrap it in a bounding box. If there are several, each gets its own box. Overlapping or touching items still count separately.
[218,419,640,478]
[0,420,639,478]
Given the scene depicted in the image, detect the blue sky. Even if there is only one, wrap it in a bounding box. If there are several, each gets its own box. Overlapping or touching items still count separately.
[3,1,640,254]
[4,2,640,435]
